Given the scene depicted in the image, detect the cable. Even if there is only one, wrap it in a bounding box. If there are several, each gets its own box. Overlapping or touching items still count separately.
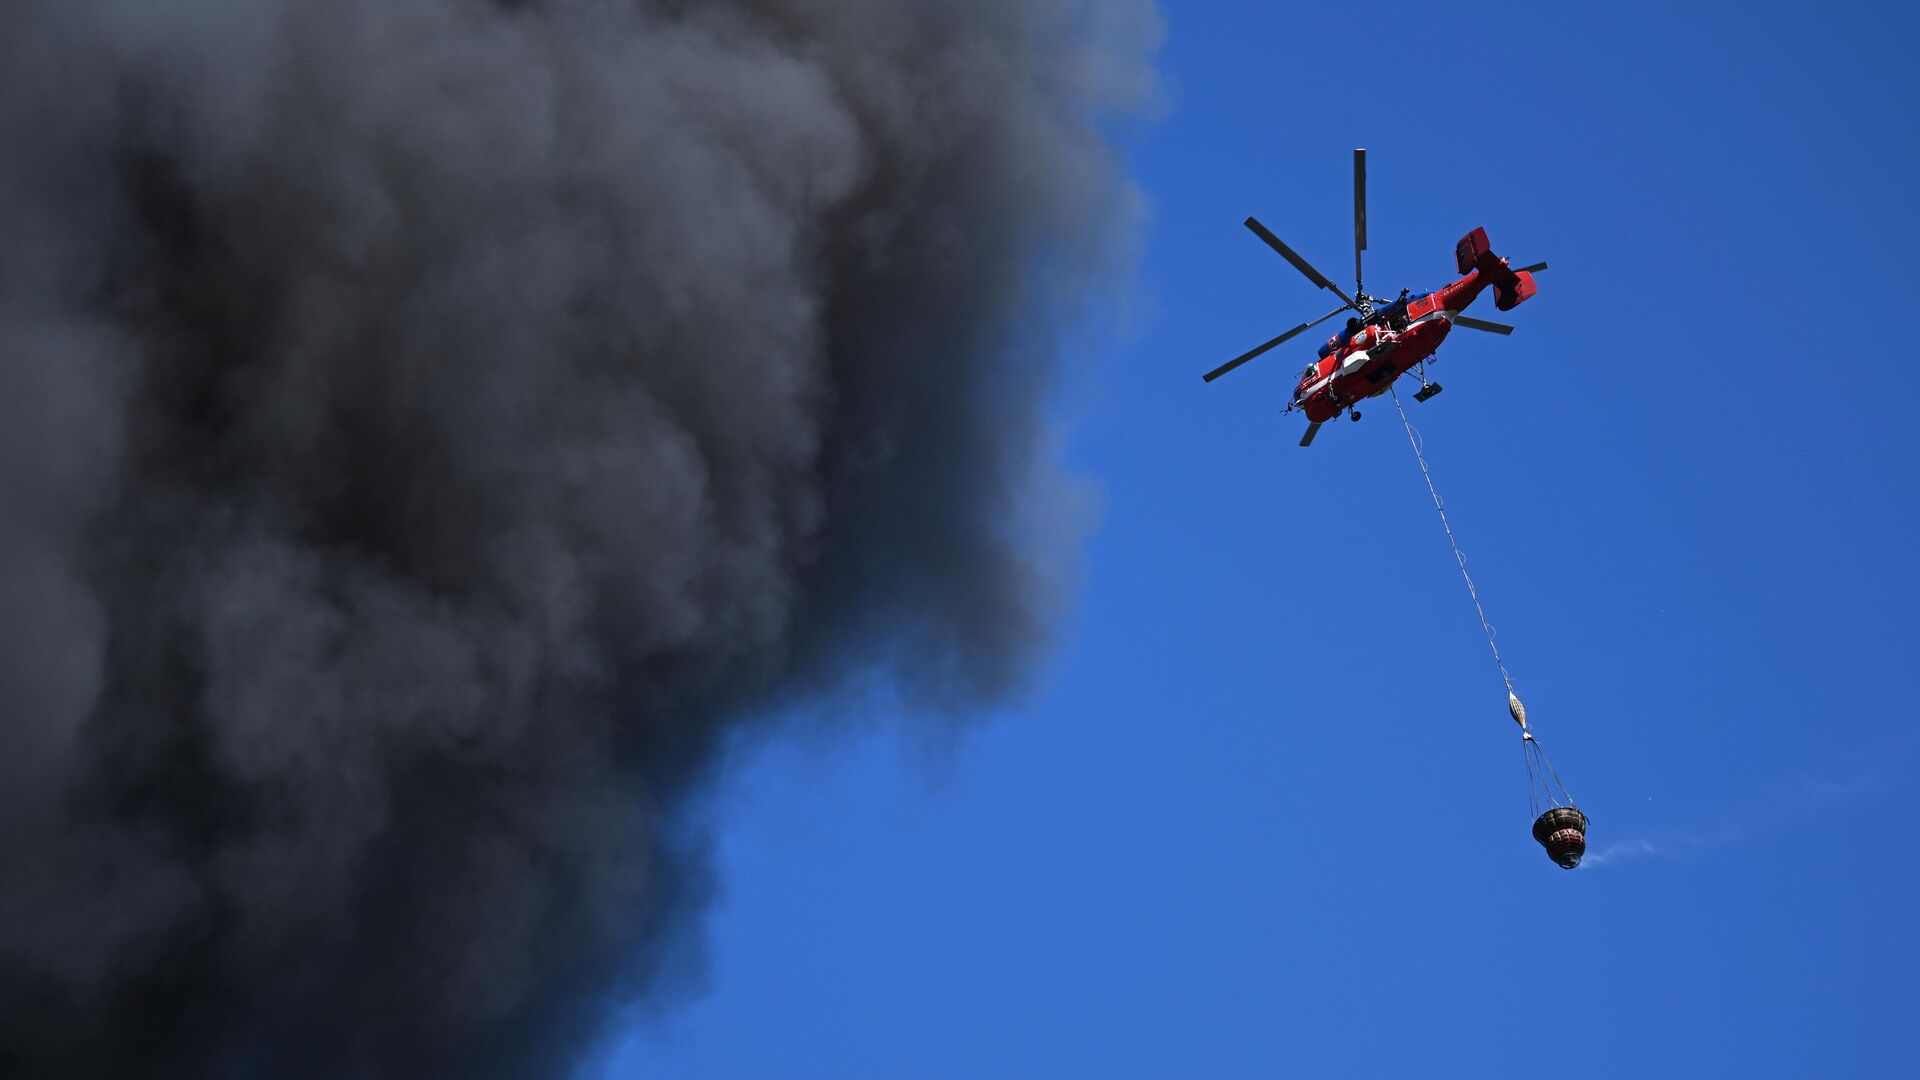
[1389,386,1513,696]
[1388,387,1580,828]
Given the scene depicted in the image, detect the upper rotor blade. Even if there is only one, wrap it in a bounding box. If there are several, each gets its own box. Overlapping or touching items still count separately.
[1202,302,1351,383]
[1452,315,1515,335]
[1244,217,1356,306]
[1514,261,1548,274]
[1353,148,1367,295]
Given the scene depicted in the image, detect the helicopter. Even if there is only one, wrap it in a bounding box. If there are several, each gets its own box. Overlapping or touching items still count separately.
[1203,149,1547,447]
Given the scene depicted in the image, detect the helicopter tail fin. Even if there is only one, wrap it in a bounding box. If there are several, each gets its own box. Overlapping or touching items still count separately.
[1454,226,1537,311]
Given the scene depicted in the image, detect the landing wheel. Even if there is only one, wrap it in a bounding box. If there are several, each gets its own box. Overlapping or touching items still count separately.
[1349,410,1362,422]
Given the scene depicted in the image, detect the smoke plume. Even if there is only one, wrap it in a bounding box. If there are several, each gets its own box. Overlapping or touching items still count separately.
[0,1,1157,1075]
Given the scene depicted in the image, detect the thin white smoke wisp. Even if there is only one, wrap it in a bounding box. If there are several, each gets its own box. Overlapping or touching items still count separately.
[1579,731,1917,870]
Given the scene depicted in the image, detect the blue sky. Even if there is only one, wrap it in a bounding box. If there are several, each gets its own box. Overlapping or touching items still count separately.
[600,2,1920,1075]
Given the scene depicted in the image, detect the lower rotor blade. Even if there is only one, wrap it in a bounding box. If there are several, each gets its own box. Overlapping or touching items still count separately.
[1299,421,1323,448]
[1202,329,1300,383]
[1514,261,1548,274]
[1452,315,1515,335]
[1201,302,1351,383]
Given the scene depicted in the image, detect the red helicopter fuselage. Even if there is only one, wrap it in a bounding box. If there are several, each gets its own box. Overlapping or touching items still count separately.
[1293,227,1537,422]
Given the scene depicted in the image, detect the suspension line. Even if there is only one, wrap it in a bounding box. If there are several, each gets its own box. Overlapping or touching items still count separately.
[1389,387,1512,696]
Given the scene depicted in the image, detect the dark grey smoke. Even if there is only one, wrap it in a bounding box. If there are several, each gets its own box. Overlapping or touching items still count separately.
[0,1,1157,1075]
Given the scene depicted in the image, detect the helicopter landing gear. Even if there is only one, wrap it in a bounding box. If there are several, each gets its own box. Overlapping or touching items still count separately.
[1349,409,1363,422]
[1410,358,1443,403]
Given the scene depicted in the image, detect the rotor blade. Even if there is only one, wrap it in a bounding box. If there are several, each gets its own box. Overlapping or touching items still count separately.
[1201,332,1293,383]
[1201,302,1352,383]
[1299,421,1323,448]
[1353,148,1367,296]
[1514,261,1548,274]
[1452,315,1515,335]
[1244,217,1356,306]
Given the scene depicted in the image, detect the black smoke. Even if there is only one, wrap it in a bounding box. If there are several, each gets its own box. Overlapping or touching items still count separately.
[0,1,1157,1075]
